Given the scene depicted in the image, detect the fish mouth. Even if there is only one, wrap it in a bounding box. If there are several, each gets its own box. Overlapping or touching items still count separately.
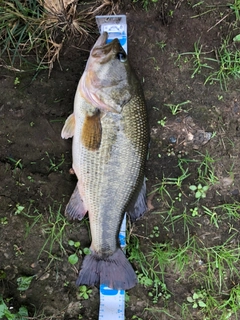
[91,32,121,59]
[92,32,108,48]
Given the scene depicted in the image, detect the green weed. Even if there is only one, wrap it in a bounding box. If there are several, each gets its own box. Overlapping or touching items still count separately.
[0,295,29,320]
[68,240,90,265]
[0,217,8,225]
[132,0,159,10]
[17,275,35,291]
[6,157,23,170]
[176,40,213,78]
[189,184,209,199]
[202,205,219,228]
[156,40,166,51]
[78,285,92,300]
[132,315,143,320]
[229,0,240,21]
[13,201,43,237]
[187,289,207,308]
[45,152,65,173]
[190,207,200,217]
[164,100,191,115]
[176,33,240,90]
[193,150,218,186]
[205,38,240,90]
[13,244,24,256]
[39,203,70,258]
[149,226,160,238]
[214,202,240,220]
[14,77,20,85]
[157,116,167,127]
[14,204,25,215]
[154,160,191,201]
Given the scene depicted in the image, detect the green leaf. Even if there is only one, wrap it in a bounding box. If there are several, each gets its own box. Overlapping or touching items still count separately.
[233,34,240,42]
[0,298,14,320]
[18,306,29,316]
[0,299,8,317]
[189,185,197,191]
[187,296,194,303]
[195,191,202,198]
[83,293,88,299]
[68,253,78,265]
[74,241,80,248]
[68,240,75,246]
[83,247,91,255]
[17,276,34,291]
[193,292,199,299]
[198,300,207,308]
[0,270,6,280]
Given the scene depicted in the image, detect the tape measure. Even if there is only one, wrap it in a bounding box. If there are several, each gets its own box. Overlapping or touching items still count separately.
[99,286,125,319]
[98,215,127,319]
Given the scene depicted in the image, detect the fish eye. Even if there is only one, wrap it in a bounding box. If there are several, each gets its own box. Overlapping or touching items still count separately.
[116,52,127,62]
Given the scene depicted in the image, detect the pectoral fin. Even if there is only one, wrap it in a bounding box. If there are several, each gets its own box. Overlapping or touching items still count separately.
[81,110,102,150]
[65,184,87,220]
[61,113,75,139]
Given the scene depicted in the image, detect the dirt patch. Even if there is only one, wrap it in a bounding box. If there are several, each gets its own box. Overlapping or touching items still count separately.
[1,0,240,319]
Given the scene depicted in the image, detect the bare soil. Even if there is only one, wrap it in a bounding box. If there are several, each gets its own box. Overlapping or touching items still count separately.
[1,0,240,319]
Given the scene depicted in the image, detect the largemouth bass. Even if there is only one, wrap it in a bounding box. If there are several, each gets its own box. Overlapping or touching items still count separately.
[61,32,149,290]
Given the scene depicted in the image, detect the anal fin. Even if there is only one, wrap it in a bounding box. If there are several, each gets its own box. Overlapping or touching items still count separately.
[126,178,148,222]
[65,184,87,220]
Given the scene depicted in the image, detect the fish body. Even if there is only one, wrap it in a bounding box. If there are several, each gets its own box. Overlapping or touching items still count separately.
[61,32,149,290]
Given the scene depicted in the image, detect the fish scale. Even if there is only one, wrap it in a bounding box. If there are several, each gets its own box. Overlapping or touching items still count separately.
[77,111,145,254]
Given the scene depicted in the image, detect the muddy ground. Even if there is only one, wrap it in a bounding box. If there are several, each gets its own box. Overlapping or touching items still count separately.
[1,0,240,319]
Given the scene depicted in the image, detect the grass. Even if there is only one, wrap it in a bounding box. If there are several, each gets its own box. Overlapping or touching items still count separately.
[164,100,191,115]
[0,295,29,320]
[0,0,111,73]
[204,38,240,90]
[39,203,70,258]
[12,200,70,258]
[135,143,240,318]
[128,228,240,318]
[176,35,240,90]
[132,0,159,10]
[229,0,240,21]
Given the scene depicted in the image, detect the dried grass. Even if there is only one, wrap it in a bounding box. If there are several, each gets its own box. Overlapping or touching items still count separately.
[0,0,122,74]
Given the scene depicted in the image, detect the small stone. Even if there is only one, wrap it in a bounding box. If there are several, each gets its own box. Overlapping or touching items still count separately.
[169,136,177,143]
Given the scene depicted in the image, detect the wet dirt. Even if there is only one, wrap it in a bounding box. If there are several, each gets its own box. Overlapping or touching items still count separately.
[1,0,240,319]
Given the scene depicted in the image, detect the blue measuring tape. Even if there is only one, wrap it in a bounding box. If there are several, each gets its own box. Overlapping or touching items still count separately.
[98,215,127,319]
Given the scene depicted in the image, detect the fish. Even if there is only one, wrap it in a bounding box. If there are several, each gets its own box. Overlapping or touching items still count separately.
[61,32,149,290]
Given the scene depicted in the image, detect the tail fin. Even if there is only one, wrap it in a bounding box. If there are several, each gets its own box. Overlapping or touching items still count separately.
[76,248,137,290]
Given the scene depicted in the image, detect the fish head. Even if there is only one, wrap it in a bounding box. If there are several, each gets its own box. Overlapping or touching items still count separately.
[80,32,133,113]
